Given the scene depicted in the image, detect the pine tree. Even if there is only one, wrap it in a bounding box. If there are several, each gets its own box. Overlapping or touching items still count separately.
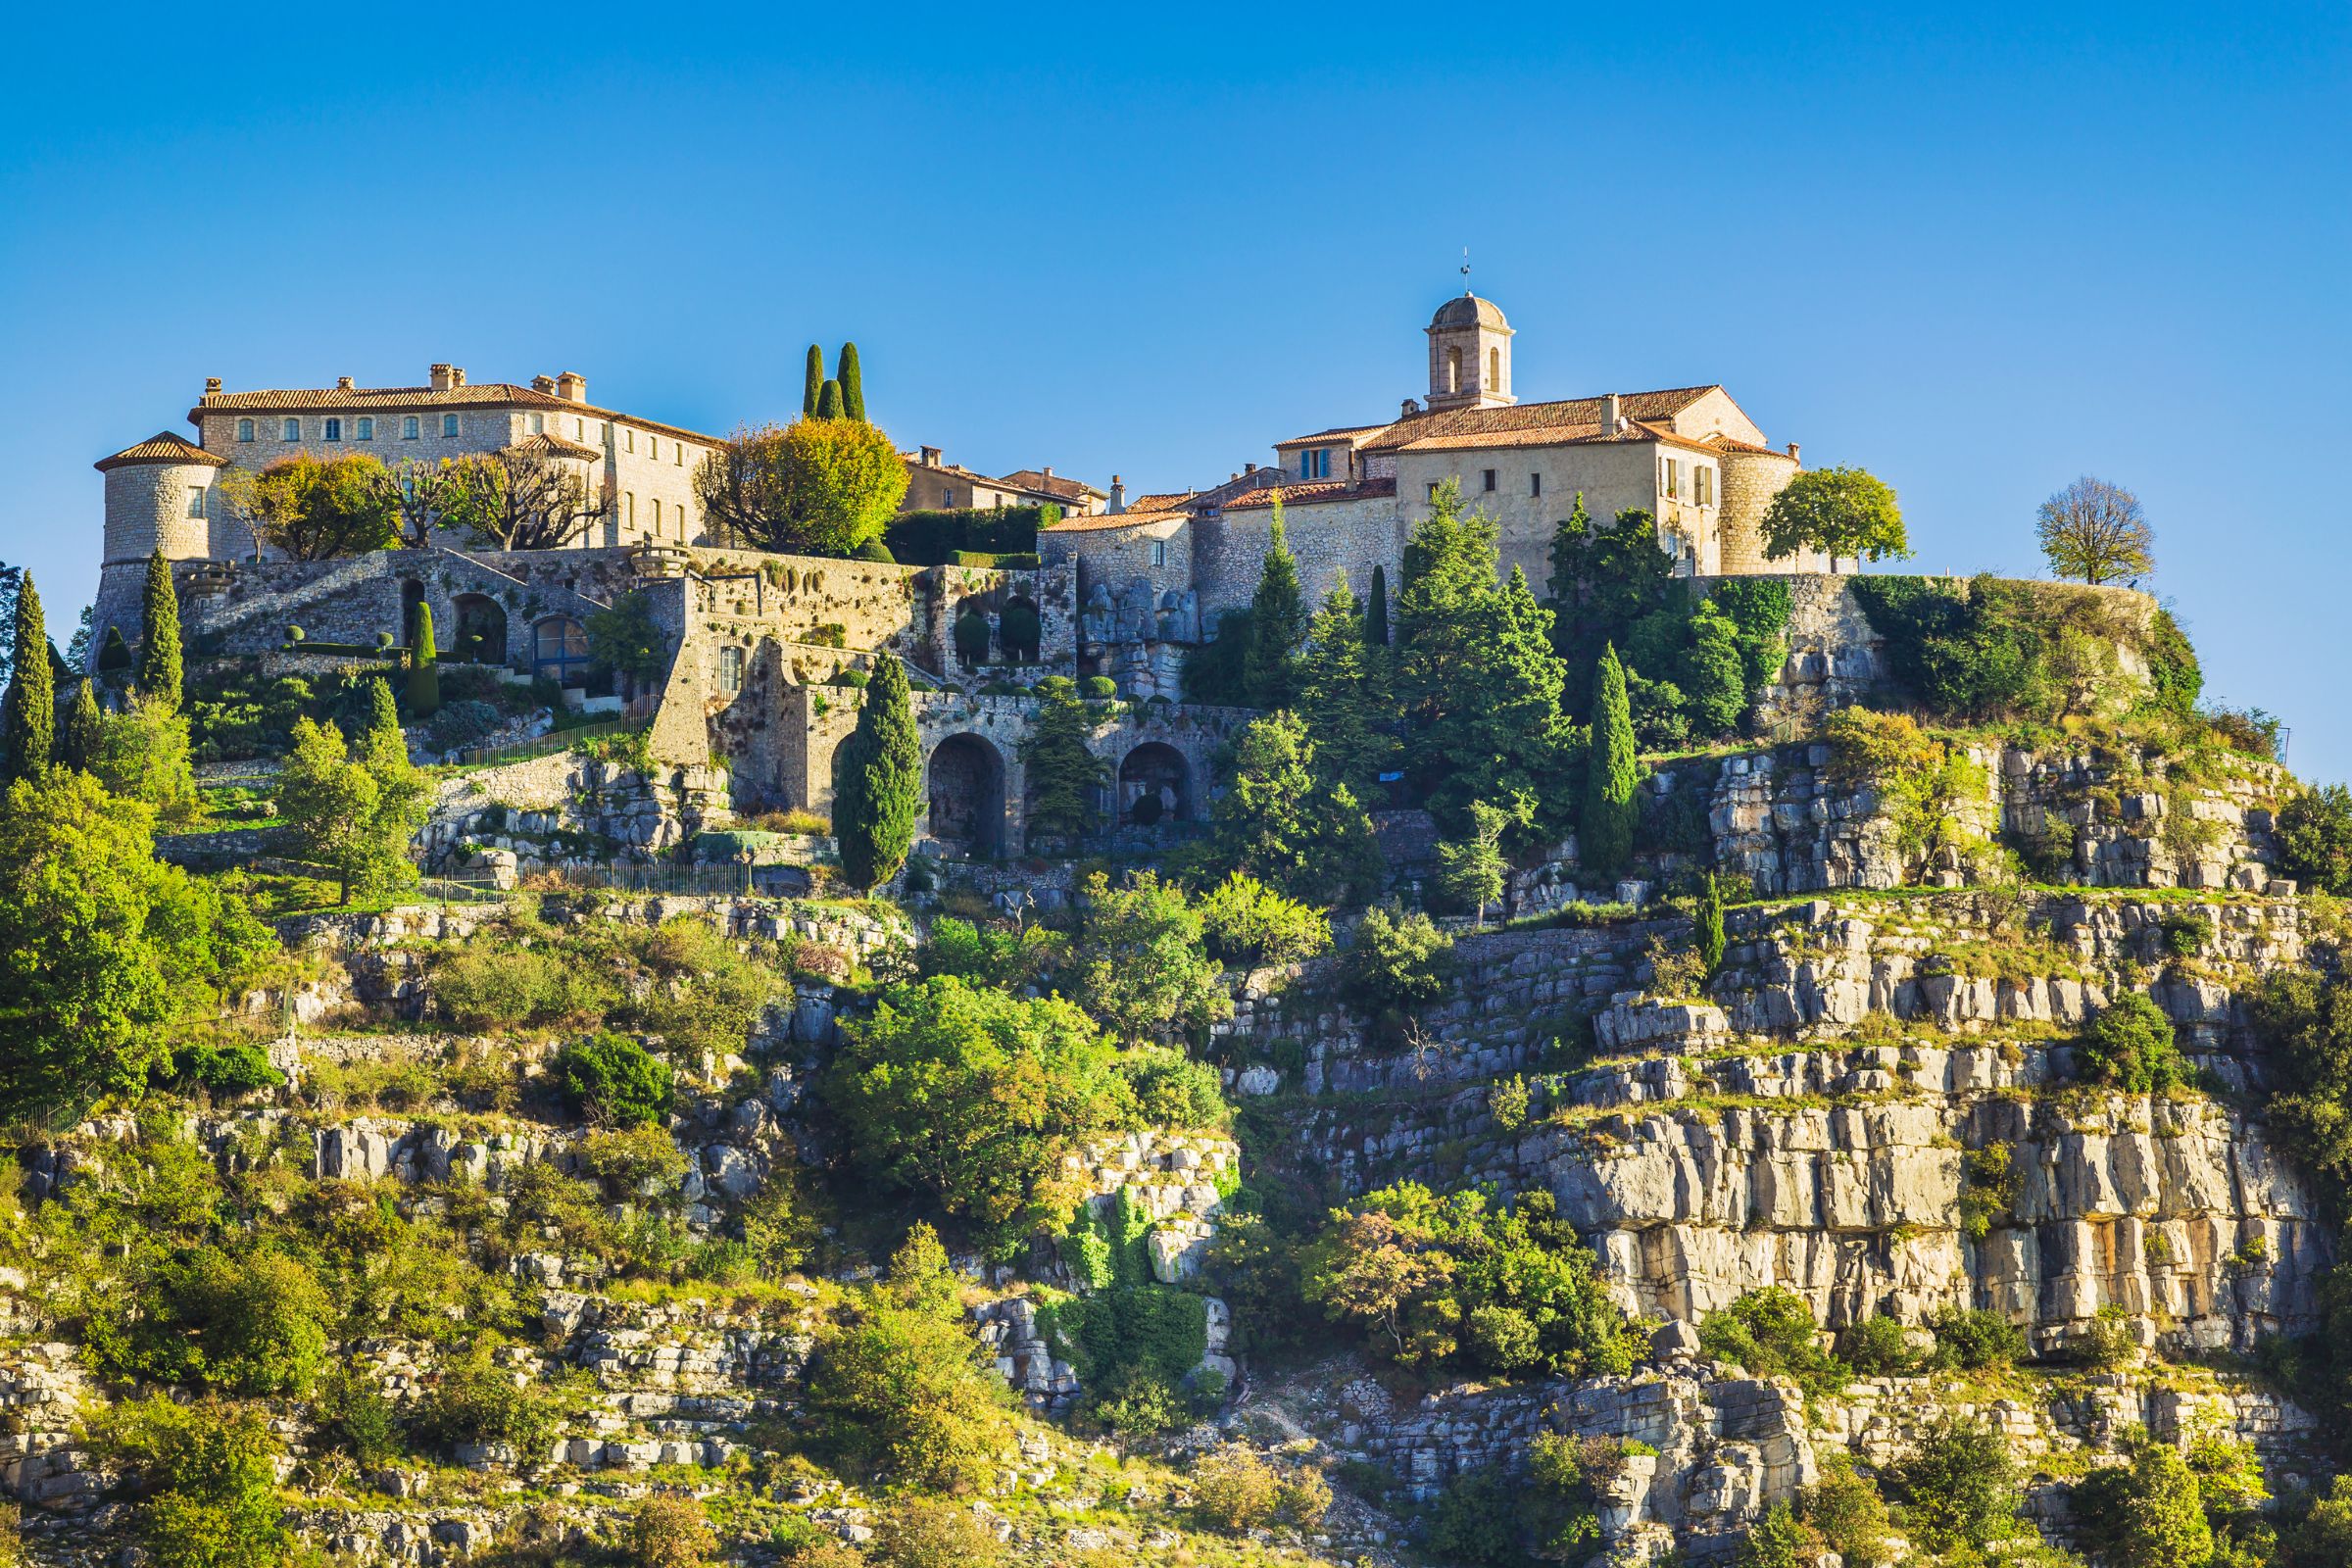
[1583,644,1639,880]
[1365,563,1390,648]
[408,603,440,716]
[816,379,846,419]
[1244,497,1306,710]
[803,345,826,416]
[837,342,866,421]
[1295,577,1396,802]
[1,572,53,784]
[1697,872,1726,974]
[832,652,921,889]
[137,550,182,710]
[1210,710,1384,906]
[59,678,102,772]
[1434,799,1512,928]
[1017,676,1107,847]
[356,677,427,886]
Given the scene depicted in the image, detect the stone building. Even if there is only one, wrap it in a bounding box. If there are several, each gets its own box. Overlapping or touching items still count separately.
[898,447,1107,515]
[1041,289,1826,682]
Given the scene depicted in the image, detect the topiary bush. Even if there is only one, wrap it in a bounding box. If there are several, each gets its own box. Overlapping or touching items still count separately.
[953,610,991,667]
[999,600,1042,662]
[1081,675,1118,700]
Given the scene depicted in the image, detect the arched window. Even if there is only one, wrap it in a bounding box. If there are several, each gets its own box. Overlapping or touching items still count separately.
[1447,347,1462,392]
[1488,347,1500,389]
[236,417,255,442]
[532,616,591,686]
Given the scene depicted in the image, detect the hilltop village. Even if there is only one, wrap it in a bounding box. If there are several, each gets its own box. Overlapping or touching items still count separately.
[5,288,2352,1568]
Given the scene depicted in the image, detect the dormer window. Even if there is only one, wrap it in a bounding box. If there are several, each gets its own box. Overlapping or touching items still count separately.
[1298,448,1331,480]
[236,418,255,442]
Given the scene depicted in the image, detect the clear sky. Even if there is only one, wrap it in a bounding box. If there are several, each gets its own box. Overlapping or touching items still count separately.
[4,4,2346,778]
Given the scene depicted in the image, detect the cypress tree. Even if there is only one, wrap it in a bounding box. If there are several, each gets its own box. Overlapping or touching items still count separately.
[367,674,403,752]
[1244,498,1306,710]
[815,379,845,419]
[1,573,54,784]
[1583,644,1638,880]
[831,651,921,889]
[1365,563,1390,648]
[803,345,825,416]
[1697,872,1726,974]
[837,342,866,421]
[59,677,102,772]
[137,549,182,710]
[408,602,440,716]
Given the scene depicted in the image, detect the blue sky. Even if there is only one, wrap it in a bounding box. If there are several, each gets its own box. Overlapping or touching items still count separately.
[4,4,2346,778]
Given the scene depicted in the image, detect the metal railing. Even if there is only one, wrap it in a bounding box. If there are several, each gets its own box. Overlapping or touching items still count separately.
[455,695,659,766]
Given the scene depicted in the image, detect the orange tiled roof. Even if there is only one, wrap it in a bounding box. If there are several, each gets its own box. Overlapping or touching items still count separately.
[1221,477,1397,510]
[193,382,717,446]
[1281,386,1726,454]
[95,431,228,471]
[1042,508,1190,534]
[1390,417,1728,458]
[509,431,604,463]
[1122,490,1202,514]
[998,468,1104,503]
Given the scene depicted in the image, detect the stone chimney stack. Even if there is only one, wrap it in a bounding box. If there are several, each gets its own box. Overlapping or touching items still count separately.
[204,377,222,395]
[1601,393,1623,433]
[1786,442,1801,464]
[531,374,557,394]
[555,371,587,404]
[919,446,942,467]
[430,364,466,392]
[1043,466,1054,479]
[336,375,356,390]
[1109,475,1125,514]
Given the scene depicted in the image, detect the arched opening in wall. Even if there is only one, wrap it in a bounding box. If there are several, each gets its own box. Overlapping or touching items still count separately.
[452,593,508,665]
[1488,346,1500,389]
[926,734,1004,858]
[1118,742,1190,826]
[400,580,426,648]
[531,615,591,687]
[1446,347,1462,393]
[999,596,1042,663]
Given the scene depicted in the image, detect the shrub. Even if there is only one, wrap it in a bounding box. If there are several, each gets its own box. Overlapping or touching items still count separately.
[1069,870,1231,1045]
[1929,1306,2028,1370]
[89,1397,287,1568]
[1340,904,1454,1014]
[313,1367,406,1467]
[2278,784,2352,895]
[1835,1314,1922,1376]
[1799,1454,1894,1568]
[555,1033,674,1126]
[1697,1287,1848,1399]
[172,1040,284,1097]
[411,1343,562,1457]
[424,698,502,753]
[1120,1045,1228,1128]
[1191,1446,1282,1533]
[1279,1464,1333,1526]
[2160,909,2214,958]
[1735,1499,1820,1568]
[1081,675,1118,699]
[1957,1142,2021,1241]
[1425,1468,1528,1566]
[953,609,991,666]
[2077,993,2187,1093]
[999,599,1042,662]
[1194,867,1322,963]
[631,1496,717,1568]
[1887,1414,2020,1555]
[870,1498,1004,1568]
[2072,1302,2140,1367]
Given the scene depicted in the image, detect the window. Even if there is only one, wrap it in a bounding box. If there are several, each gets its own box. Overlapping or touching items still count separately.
[1446,347,1462,392]
[323,417,342,442]
[531,616,592,686]
[575,418,585,441]
[625,428,635,453]
[1428,482,1441,501]
[282,417,301,441]
[651,498,662,535]
[236,417,255,442]
[186,487,207,519]
[1298,447,1331,480]
[356,416,373,440]
[679,503,693,538]
[675,444,684,466]
[403,416,419,440]
[442,414,459,437]
[529,413,545,435]
[1663,459,1680,499]
[625,493,635,529]
[1151,540,1167,566]
[650,437,659,461]
[1695,466,1713,506]
[1489,346,1500,388]
[718,644,744,695]
[1482,468,1497,492]
[1531,471,1543,498]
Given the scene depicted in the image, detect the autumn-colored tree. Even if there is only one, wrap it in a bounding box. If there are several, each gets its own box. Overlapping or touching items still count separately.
[2036,475,2154,584]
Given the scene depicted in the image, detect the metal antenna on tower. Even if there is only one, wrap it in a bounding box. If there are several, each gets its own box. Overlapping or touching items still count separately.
[1461,248,1472,294]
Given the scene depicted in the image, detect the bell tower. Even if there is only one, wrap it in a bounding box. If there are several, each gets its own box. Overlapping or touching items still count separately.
[1425,289,1515,412]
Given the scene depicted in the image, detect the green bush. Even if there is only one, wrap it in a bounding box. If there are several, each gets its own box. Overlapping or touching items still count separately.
[953,610,991,666]
[1069,870,1230,1045]
[1191,1446,1282,1534]
[555,1033,674,1126]
[1197,870,1331,964]
[1081,674,1118,699]
[1929,1306,2029,1369]
[1120,1045,1229,1128]
[411,1342,564,1456]
[999,599,1042,662]
[1697,1287,1848,1399]
[90,1396,287,1568]
[1340,904,1454,1015]
[1835,1314,1922,1376]
[2278,784,2352,896]
[1887,1414,2021,1556]
[2077,993,2187,1093]
[172,1040,284,1097]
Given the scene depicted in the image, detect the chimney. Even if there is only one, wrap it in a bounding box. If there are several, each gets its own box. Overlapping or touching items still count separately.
[429,364,457,392]
[204,377,222,395]
[1601,393,1623,433]
[1786,441,1801,464]
[1109,475,1125,514]
[1042,466,1054,479]
[919,446,942,467]
[531,374,556,394]
[336,375,356,391]
[1401,397,1421,417]
[555,370,587,404]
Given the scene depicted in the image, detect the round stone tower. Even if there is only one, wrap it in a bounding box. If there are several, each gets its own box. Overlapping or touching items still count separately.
[1715,444,1802,574]
[95,431,229,565]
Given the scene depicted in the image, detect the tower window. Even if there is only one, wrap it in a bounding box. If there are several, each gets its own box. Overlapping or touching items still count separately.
[1482,468,1497,492]
[356,416,373,440]
[1489,346,1500,388]
[404,416,420,440]
[1531,472,1543,498]
[718,644,744,695]
[187,487,207,519]
[323,417,342,442]
[1447,347,1462,393]
[442,415,460,437]
[282,417,301,441]
[236,418,255,442]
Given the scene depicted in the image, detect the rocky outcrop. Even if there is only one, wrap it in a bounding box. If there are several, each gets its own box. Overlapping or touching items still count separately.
[419,752,732,870]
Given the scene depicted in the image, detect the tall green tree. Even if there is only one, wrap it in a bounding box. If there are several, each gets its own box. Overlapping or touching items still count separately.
[816,379,846,419]
[1434,799,1516,928]
[59,678,102,772]
[137,551,182,710]
[1697,873,1727,974]
[1365,563,1390,648]
[1,571,52,784]
[1680,599,1747,736]
[1760,466,1910,572]
[1294,577,1397,802]
[1209,710,1383,906]
[1017,676,1106,847]
[1582,645,1638,879]
[1068,870,1231,1044]
[833,651,922,889]
[1244,497,1307,710]
[278,715,417,905]
[92,696,199,826]
[408,602,440,716]
[803,344,826,416]
[837,341,867,421]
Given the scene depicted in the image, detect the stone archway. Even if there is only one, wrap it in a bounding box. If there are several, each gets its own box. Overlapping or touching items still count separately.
[927,734,1005,858]
[452,593,507,665]
[1118,741,1190,826]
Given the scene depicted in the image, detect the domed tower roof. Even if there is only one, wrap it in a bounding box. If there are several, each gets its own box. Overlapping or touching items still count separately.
[94,431,227,472]
[1430,293,1509,331]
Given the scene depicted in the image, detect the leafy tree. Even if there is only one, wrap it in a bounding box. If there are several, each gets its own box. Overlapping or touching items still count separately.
[1068,870,1231,1044]
[1799,1453,1894,1568]
[694,419,909,557]
[585,591,670,691]
[1365,562,1389,647]
[2038,475,2154,585]
[278,714,417,904]
[2,570,52,784]
[371,455,484,548]
[59,676,102,771]
[217,453,398,559]
[103,1249,334,1396]
[0,769,267,1123]
[1191,1446,1282,1534]
[2278,784,2352,895]
[1244,497,1306,710]
[1735,1500,1818,1568]
[90,1396,287,1568]
[2077,993,2187,1093]
[1697,1287,1848,1399]
[1294,576,1397,802]
[825,977,1134,1248]
[2069,1427,2252,1568]
[872,1498,1005,1567]
[631,1496,717,1568]
[1434,799,1515,927]
[1196,871,1330,965]
[1888,1414,2020,1555]
[434,447,601,550]
[1208,710,1382,906]
[138,551,182,710]
[2279,1474,2352,1568]
[1017,675,1106,847]
[1681,598,1747,735]
[1120,1045,1228,1128]
[92,694,199,826]
[1761,466,1910,571]
[557,1033,675,1126]
[2251,969,2352,1205]
[1582,645,1638,879]
[1340,904,1452,1013]
[408,601,439,715]
[832,651,921,888]
[837,341,866,421]
[810,1226,1012,1493]
[803,344,825,416]
[1696,872,1727,974]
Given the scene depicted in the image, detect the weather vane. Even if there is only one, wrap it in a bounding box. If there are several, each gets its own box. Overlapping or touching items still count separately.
[1461,248,1472,294]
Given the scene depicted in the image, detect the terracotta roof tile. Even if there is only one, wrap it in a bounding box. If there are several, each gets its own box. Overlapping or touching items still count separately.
[997,468,1104,502]
[509,431,604,463]
[1220,477,1397,510]
[1123,490,1202,514]
[192,382,717,445]
[95,431,227,471]
[1042,508,1189,533]
[1281,385,1725,455]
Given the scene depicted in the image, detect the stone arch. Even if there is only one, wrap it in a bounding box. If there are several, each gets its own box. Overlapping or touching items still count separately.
[399,579,427,648]
[1118,741,1190,826]
[452,593,508,665]
[926,733,1005,858]
[531,614,591,687]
